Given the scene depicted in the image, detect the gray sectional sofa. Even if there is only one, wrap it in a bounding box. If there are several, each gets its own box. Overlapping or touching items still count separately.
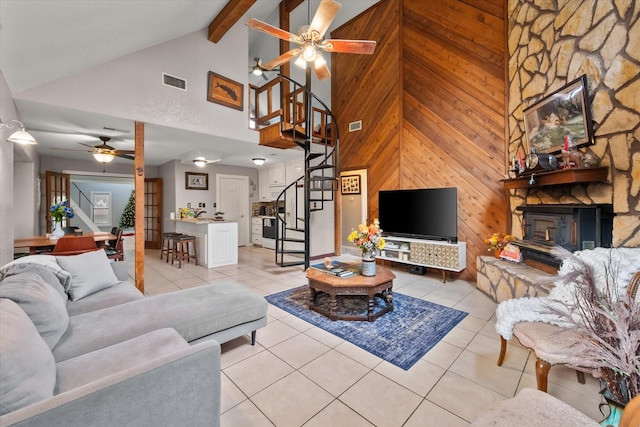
[0,249,268,427]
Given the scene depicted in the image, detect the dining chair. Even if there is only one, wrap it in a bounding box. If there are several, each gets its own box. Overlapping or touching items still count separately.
[52,236,98,256]
[105,229,124,262]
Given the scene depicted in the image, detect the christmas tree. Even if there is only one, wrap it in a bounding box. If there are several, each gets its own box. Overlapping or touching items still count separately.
[119,190,135,229]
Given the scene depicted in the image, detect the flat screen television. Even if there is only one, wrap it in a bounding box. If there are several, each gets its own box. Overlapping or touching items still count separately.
[378,187,458,242]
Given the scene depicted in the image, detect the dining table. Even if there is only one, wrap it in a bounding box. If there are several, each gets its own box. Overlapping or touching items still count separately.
[14,232,117,255]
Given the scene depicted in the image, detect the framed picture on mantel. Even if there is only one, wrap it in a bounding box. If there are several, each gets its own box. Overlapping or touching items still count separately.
[523,74,595,155]
[185,172,208,190]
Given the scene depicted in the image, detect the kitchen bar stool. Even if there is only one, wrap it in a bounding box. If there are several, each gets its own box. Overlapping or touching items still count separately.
[160,232,181,262]
[172,234,198,268]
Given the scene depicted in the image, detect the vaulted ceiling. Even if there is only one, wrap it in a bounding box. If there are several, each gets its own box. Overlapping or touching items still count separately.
[0,0,377,167]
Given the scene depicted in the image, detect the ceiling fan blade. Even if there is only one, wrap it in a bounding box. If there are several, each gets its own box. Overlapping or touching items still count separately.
[262,48,302,70]
[50,147,92,152]
[320,39,376,54]
[262,73,269,81]
[78,142,98,149]
[309,0,341,40]
[246,18,302,43]
[116,153,135,160]
[313,61,331,81]
[114,149,135,154]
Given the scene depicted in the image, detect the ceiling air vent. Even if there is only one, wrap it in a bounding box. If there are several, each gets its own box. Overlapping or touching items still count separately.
[162,73,187,91]
[348,120,362,132]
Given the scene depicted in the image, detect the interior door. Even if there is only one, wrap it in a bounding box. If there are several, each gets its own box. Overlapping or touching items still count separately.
[45,171,71,233]
[144,178,162,249]
[216,174,249,246]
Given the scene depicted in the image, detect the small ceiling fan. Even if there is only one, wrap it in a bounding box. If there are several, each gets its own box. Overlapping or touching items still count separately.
[249,58,269,81]
[50,136,135,163]
[246,0,376,81]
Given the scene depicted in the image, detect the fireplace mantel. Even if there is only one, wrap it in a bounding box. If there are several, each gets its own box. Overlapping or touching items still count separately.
[501,166,608,189]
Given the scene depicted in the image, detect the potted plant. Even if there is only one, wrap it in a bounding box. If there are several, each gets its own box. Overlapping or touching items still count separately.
[544,248,640,425]
[214,211,224,221]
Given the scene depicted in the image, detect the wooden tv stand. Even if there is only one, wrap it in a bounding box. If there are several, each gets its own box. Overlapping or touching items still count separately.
[378,236,466,282]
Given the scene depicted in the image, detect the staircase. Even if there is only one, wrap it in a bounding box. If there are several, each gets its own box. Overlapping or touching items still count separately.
[251,75,339,269]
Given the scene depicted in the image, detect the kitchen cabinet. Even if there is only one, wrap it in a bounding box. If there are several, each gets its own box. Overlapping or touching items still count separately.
[251,217,262,246]
[269,163,286,185]
[286,159,304,185]
[258,168,270,201]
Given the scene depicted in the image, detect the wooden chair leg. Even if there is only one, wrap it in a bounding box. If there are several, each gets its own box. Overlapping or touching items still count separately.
[251,330,256,345]
[535,358,551,392]
[497,336,507,366]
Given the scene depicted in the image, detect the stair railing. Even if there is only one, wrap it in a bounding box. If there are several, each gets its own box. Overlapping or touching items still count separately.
[71,183,94,222]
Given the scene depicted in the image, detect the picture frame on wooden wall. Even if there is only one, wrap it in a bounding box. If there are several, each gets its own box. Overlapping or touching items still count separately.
[341,175,361,194]
[207,71,244,111]
[185,172,209,190]
[523,74,594,155]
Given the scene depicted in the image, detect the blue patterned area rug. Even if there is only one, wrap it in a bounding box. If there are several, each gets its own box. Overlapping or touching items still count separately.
[265,285,468,370]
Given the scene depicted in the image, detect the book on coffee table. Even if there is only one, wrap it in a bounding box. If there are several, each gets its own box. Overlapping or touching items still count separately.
[310,261,360,278]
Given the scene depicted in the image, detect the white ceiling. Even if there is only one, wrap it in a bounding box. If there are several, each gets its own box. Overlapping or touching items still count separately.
[0,0,377,168]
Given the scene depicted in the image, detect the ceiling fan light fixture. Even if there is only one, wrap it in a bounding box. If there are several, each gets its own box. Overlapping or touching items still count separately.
[252,66,263,76]
[302,40,317,62]
[252,157,265,166]
[295,54,307,69]
[93,152,115,163]
[313,52,326,69]
[193,157,207,167]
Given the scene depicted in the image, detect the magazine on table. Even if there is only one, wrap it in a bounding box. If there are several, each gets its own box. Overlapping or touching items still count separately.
[310,260,360,278]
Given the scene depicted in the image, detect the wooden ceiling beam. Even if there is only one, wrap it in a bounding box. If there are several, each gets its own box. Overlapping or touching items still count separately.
[208,0,257,43]
[284,0,304,13]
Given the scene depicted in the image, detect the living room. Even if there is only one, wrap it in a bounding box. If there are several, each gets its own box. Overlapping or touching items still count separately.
[1,0,639,425]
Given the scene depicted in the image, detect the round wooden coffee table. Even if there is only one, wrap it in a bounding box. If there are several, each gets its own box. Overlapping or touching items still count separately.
[305,265,395,321]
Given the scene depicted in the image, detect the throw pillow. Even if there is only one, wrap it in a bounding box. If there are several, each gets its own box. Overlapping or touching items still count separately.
[0,299,56,416]
[0,255,71,291]
[0,272,70,349]
[56,249,119,301]
[1,263,68,301]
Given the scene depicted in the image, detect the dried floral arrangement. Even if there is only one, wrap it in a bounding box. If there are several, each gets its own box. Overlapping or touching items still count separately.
[544,247,640,405]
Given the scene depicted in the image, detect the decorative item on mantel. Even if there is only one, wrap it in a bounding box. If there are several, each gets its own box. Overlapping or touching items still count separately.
[484,232,515,258]
[348,219,386,277]
[49,201,75,240]
[214,211,225,221]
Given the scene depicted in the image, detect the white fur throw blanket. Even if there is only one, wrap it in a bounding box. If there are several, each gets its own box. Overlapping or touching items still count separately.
[495,247,640,340]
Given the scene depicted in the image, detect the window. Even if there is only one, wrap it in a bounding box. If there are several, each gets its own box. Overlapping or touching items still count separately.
[91,192,111,225]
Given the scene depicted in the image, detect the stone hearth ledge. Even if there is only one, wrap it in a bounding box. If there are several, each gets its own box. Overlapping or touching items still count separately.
[476,256,556,303]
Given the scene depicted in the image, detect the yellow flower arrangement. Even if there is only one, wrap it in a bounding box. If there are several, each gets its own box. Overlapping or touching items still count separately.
[484,232,515,251]
[347,219,386,254]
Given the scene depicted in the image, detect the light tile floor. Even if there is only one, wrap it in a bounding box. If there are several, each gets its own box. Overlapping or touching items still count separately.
[129,246,604,426]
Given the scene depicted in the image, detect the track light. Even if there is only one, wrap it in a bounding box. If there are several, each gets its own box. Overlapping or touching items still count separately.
[252,158,265,166]
[0,119,38,144]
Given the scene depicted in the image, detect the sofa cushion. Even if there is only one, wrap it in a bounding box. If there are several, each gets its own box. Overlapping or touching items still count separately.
[56,249,119,301]
[55,328,188,393]
[53,282,268,361]
[66,281,144,317]
[0,299,56,416]
[1,262,68,301]
[0,272,69,349]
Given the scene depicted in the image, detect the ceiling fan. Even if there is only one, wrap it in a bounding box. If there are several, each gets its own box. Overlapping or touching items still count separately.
[246,0,376,81]
[249,58,269,81]
[50,136,135,163]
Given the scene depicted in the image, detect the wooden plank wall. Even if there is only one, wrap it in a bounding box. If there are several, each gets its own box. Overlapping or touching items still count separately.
[333,0,507,280]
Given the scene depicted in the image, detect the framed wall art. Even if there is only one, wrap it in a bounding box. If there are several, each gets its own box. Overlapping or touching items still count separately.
[523,74,594,154]
[341,175,361,194]
[185,172,209,190]
[207,71,244,111]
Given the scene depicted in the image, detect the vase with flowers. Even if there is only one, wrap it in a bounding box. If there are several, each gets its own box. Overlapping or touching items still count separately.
[49,200,75,239]
[347,219,386,276]
[484,232,515,258]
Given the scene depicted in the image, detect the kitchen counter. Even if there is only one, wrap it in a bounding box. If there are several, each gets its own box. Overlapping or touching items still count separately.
[173,220,238,268]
